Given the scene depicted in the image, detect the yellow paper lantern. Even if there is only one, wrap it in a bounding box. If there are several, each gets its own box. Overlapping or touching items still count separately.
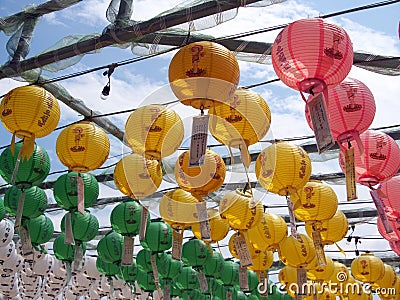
[124,104,184,160]
[305,210,348,245]
[208,88,271,148]
[255,141,311,196]
[56,121,110,172]
[278,234,316,268]
[228,231,260,259]
[372,264,398,296]
[307,256,335,281]
[159,188,198,230]
[1,85,60,159]
[191,208,229,244]
[351,253,385,283]
[113,153,162,199]
[278,265,298,297]
[175,149,226,197]
[328,261,351,285]
[219,189,263,230]
[168,41,240,109]
[247,212,288,251]
[294,181,338,222]
[248,249,274,274]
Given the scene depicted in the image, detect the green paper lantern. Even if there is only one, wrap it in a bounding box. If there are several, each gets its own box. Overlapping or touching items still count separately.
[110,200,143,236]
[181,238,210,268]
[136,248,153,273]
[53,171,98,210]
[121,258,138,283]
[23,214,54,245]
[232,287,247,300]
[175,266,199,290]
[203,250,224,277]
[53,233,86,262]
[0,142,50,189]
[0,198,5,221]
[181,289,205,300]
[96,230,123,264]
[250,280,280,300]
[60,210,99,242]
[212,279,226,300]
[4,186,47,219]
[247,269,260,292]
[140,220,172,253]
[169,282,182,297]
[156,252,182,279]
[136,270,157,292]
[220,260,240,287]
[96,256,121,277]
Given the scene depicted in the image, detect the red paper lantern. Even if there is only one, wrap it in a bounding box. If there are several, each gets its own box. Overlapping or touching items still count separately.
[305,78,375,144]
[379,175,400,220]
[339,130,400,186]
[377,217,400,242]
[389,241,400,255]
[272,18,353,94]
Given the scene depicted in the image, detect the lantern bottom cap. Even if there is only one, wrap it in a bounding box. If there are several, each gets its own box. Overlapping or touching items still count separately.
[357,176,380,187]
[299,78,326,95]
[15,130,35,139]
[70,167,90,173]
[144,150,161,161]
[180,98,215,110]
[336,130,360,145]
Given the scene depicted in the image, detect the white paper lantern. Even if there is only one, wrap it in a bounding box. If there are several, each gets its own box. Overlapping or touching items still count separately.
[82,256,102,280]
[0,240,15,260]
[0,252,22,275]
[52,259,67,278]
[0,219,14,247]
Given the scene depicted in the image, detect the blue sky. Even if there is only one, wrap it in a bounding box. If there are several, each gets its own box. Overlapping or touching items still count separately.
[0,0,399,298]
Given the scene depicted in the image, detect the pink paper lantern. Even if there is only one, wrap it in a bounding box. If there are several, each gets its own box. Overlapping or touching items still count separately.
[272,18,353,94]
[377,217,400,242]
[339,130,400,186]
[389,241,400,255]
[305,78,376,143]
[379,175,400,220]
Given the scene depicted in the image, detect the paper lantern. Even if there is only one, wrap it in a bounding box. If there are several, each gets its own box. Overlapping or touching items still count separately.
[256,141,311,196]
[125,104,184,160]
[140,220,172,253]
[168,41,240,109]
[120,258,138,283]
[110,200,143,236]
[136,248,152,272]
[53,171,98,210]
[53,233,86,262]
[220,260,240,288]
[372,264,398,292]
[377,217,400,242]
[272,18,353,94]
[0,240,15,260]
[0,198,5,221]
[305,210,348,245]
[96,256,120,277]
[219,189,263,230]
[175,149,226,197]
[248,250,274,273]
[0,85,60,159]
[379,174,400,220]
[175,266,199,290]
[294,181,338,222]
[0,142,50,189]
[159,188,199,230]
[209,88,271,148]
[389,241,400,255]
[56,121,110,173]
[181,238,211,268]
[351,253,385,283]
[339,130,400,186]
[278,234,316,268]
[156,252,182,280]
[278,265,298,297]
[307,256,335,281]
[60,210,99,243]
[113,153,162,199]
[97,230,124,264]
[0,219,14,246]
[23,214,54,246]
[4,186,47,219]
[191,208,230,244]
[247,212,288,252]
[203,251,224,277]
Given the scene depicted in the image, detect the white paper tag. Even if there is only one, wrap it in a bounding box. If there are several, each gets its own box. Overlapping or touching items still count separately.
[139,206,148,241]
[14,191,25,230]
[189,115,209,167]
[73,244,84,272]
[345,147,357,201]
[233,234,252,267]
[197,271,208,293]
[196,202,211,241]
[172,229,183,261]
[64,213,75,245]
[296,267,307,298]
[77,176,85,215]
[19,226,33,256]
[226,289,232,300]
[121,236,134,266]
[308,93,335,153]
[287,199,298,239]
[312,230,327,267]
[370,190,393,233]
[239,266,249,291]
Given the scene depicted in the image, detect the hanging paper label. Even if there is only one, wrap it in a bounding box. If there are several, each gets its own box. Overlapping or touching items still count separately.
[73,244,84,272]
[189,115,209,167]
[226,289,232,300]
[296,267,307,298]
[370,190,393,233]
[233,234,253,267]
[77,176,85,215]
[196,201,211,241]
[307,93,335,154]
[14,191,25,230]
[259,272,269,296]
[163,284,171,300]
[10,150,22,186]
[239,266,249,291]
[109,277,116,300]
[345,147,357,201]
[197,271,208,293]
[287,199,299,239]
[121,236,134,266]
[64,213,76,245]
[239,143,251,169]
[312,230,327,267]
[139,206,149,241]
[172,229,183,261]
[19,226,33,256]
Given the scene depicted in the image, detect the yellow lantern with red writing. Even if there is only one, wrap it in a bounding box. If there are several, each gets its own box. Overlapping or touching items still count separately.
[125,104,184,160]
[351,253,385,283]
[191,208,229,244]
[1,85,60,159]
[113,153,162,199]
[307,256,335,281]
[278,234,316,268]
[175,149,226,197]
[56,121,110,172]
[168,41,240,109]
[372,264,398,296]
[248,249,274,275]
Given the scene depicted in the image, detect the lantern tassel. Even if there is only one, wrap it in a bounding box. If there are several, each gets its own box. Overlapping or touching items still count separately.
[121,235,134,266]
[197,270,208,293]
[65,261,72,285]
[239,265,249,291]
[14,189,25,230]
[311,228,327,266]
[335,242,346,257]
[64,213,76,245]
[108,276,116,300]
[10,132,16,155]
[20,134,35,161]
[343,144,357,201]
